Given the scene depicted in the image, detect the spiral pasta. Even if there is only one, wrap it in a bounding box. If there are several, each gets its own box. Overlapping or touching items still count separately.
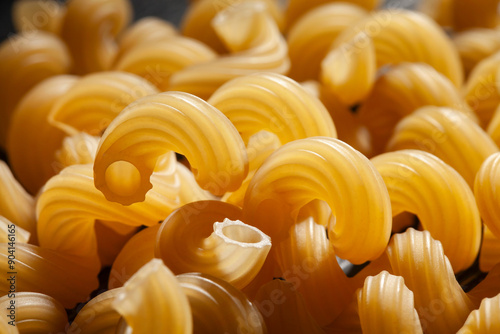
[61,0,131,74]
[155,200,271,289]
[387,106,499,187]
[244,137,392,264]
[453,29,500,77]
[54,132,99,171]
[286,3,368,81]
[170,1,290,100]
[371,150,482,272]
[12,0,66,36]
[457,293,500,333]
[93,91,248,204]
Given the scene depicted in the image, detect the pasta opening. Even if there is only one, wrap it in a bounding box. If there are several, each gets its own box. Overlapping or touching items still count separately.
[104,160,141,197]
[214,218,271,248]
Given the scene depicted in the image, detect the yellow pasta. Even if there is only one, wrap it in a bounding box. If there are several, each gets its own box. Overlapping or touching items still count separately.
[244,137,392,264]
[6,75,77,194]
[357,271,423,334]
[93,91,248,204]
[387,229,474,334]
[371,150,482,272]
[170,1,290,100]
[54,132,99,171]
[479,227,500,272]
[417,0,453,27]
[156,200,271,289]
[177,272,266,333]
[388,106,499,187]
[275,217,352,326]
[0,292,68,333]
[286,3,368,81]
[467,263,500,307]
[453,29,500,77]
[487,103,500,146]
[358,63,474,154]
[0,30,71,147]
[181,0,284,53]
[208,72,337,144]
[61,0,131,74]
[334,9,463,87]
[474,152,500,239]
[94,220,138,268]
[12,0,66,35]
[457,293,500,333]
[49,71,159,136]
[113,259,192,333]
[0,216,30,244]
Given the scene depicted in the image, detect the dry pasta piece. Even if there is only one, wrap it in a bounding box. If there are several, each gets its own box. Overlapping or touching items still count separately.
[0,292,68,333]
[156,200,271,289]
[93,91,248,204]
[170,1,290,100]
[323,295,361,333]
[474,152,500,239]
[12,0,66,35]
[177,273,266,333]
[6,75,77,195]
[244,137,392,264]
[48,71,159,136]
[453,29,500,77]
[487,103,500,146]
[181,0,284,53]
[275,217,352,326]
[0,161,35,238]
[109,224,160,289]
[61,0,131,74]
[54,132,99,171]
[174,162,218,204]
[0,216,30,244]
[334,9,463,87]
[208,72,337,144]
[68,288,123,334]
[452,0,500,31]
[286,3,368,81]
[357,271,423,334]
[457,293,500,333]
[321,31,376,106]
[0,243,99,308]
[388,106,499,187]
[371,150,482,272]
[0,30,71,147]
[479,227,500,272]
[113,258,192,334]
[37,162,181,268]
[95,220,138,267]
[113,36,217,92]
[358,63,474,155]
[387,229,474,334]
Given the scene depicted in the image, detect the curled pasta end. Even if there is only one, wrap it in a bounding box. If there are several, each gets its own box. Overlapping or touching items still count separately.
[213,218,271,249]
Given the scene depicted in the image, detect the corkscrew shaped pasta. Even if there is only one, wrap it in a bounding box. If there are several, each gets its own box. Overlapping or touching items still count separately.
[155,201,271,289]
[6,75,77,194]
[0,161,35,238]
[388,106,499,187]
[13,0,66,35]
[371,150,482,272]
[0,244,99,308]
[170,1,290,100]
[0,217,30,244]
[358,63,474,154]
[0,292,68,333]
[68,288,123,334]
[177,273,267,333]
[0,30,71,147]
[286,3,367,81]
[113,36,217,92]
[49,71,159,136]
[61,0,131,74]
[255,279,325,334]
[37,162,181,268]
[93,91,248,204]
[474,152,500,239]
[244,137,392,264]
[208,72,337,144]
[113,259,192,334]
[54,132,99,171]
[333,9,463,87]
[453,29,500,77]
[457,293,500,333]
[275,217,352,326]
[464,51,500,127]
[357,271,423,334]
[479,226,500,272]
[386,229,474,334]
[181,0,284,54]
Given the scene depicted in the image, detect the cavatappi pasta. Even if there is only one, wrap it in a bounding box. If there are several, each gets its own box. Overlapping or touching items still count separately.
[2,0,500,332]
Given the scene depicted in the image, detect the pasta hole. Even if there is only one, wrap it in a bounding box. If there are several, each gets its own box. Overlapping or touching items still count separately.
[222,224,263,244]
[104,161,141,197]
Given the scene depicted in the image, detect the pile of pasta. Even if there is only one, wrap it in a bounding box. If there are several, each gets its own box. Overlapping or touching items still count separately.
[1,0,500,332]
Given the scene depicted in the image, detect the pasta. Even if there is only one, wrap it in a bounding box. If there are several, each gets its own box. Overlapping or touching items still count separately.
[54,132,99,170]
[12,0,66,35]
[453,28,500,77]
[479,227,500,272]
[0,217,30,244]
[457,293,500,333]
[244,137,392,264]
[474,152,500,239]
[94,220,137,267]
